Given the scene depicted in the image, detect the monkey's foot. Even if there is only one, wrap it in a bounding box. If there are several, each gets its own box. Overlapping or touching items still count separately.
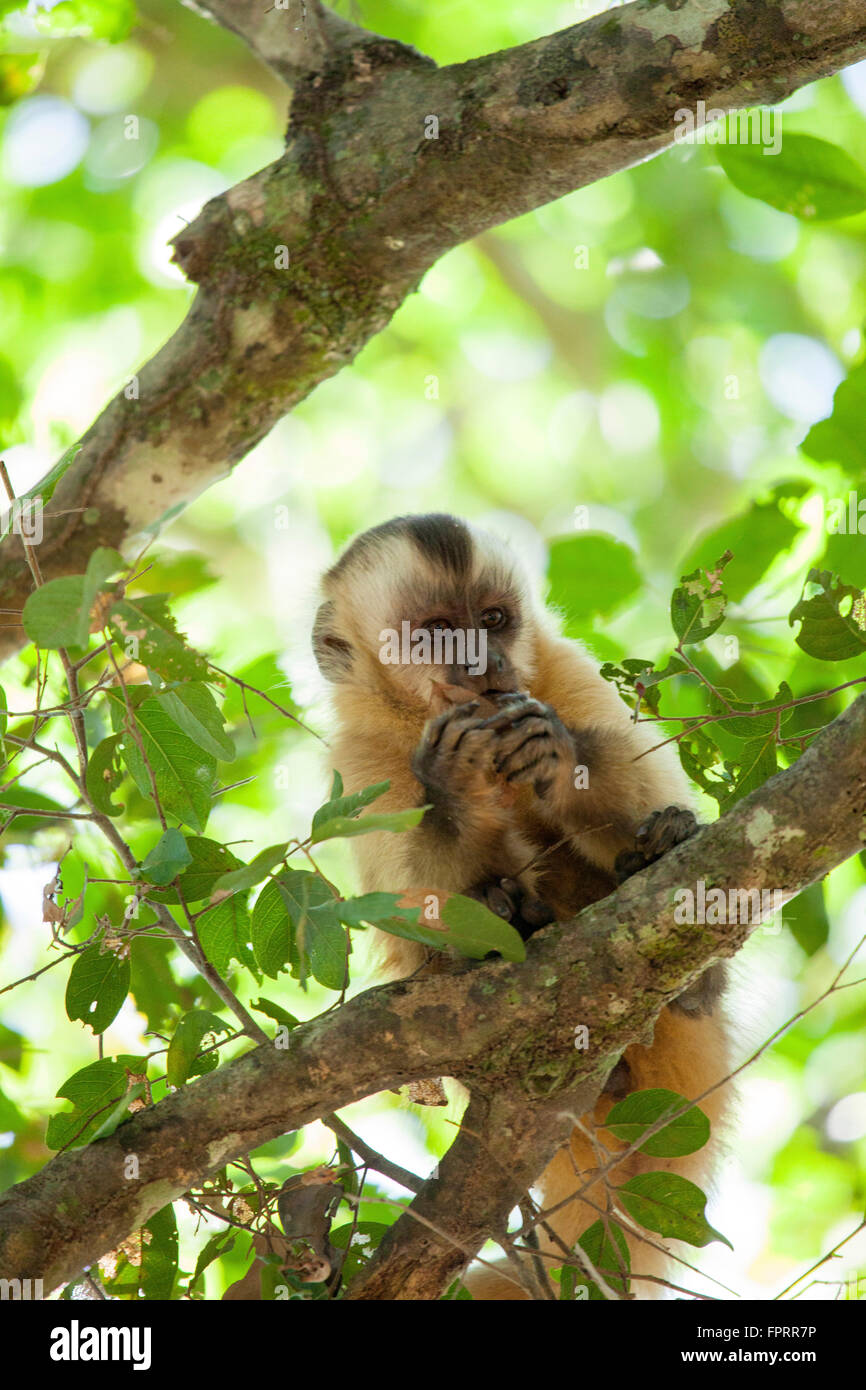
[614,805,698,883]
[468,876,556,940]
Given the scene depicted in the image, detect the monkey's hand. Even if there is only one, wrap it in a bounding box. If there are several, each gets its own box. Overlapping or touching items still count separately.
[479,695,576,799]
[411,700,520,832]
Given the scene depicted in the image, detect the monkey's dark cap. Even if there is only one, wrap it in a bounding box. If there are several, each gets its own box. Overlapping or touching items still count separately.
[329,513,472,580]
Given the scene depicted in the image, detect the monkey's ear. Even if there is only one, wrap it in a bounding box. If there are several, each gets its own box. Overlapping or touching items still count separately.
[312,601,353,682]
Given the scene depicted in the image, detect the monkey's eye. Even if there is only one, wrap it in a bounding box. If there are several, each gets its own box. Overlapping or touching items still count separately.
[424,617,453,632]
[480,607,506,630]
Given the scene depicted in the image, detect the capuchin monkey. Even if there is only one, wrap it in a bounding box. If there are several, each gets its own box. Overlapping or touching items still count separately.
[313,513,730,1300]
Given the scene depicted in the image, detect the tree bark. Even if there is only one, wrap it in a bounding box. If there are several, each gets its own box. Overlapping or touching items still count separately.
[0,689,863,1296]
[2,0,866,655]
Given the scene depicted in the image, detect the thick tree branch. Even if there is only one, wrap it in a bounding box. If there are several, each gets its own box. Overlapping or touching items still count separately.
[183,0,381,84]
[0,690,863,1295]
[3,0,866,656]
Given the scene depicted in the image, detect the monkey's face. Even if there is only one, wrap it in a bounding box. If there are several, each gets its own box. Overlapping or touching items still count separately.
[313,514,539,716]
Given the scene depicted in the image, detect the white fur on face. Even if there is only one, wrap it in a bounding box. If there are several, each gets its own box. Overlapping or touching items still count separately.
[321,523,544,702]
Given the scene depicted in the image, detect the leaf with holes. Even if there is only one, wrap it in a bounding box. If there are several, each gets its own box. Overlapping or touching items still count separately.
[85,733,125,816]
[65,945,131,1034]
[670,552,731,645]
[108,594,208,680]
[166,1009,232,1088]
[789,569,866,661]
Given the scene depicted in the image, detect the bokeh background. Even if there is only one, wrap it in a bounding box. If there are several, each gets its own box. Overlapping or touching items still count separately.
[1,0,865,1299]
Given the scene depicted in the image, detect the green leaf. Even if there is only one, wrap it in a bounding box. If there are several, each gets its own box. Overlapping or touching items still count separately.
[0,682,6,740]
[166,1009,232,1088]
[116,698,216,832]
[547,534,642,627]
[311,806,426,844]
[188,1231,236,1298]
[605,1088,711,1157]
[786,882,830,957]
[0,786,69,836]
[0,1021,24,1071]
[85,733,125,816]
[375,894,526,963]
[250,878,295,978]
[0,353,23,420]
[618,1172,732,1248]
[139,1205,179,1300]
[330,1222,391,1286]
[22,575,85,649]
[277,874,347,991]
[311,778,390,834]
[211,843,289,898]
[156,682,235,761]
[789,569,866,661]
[107,594,209,680]
[250,871,336,980]
[722,734,778,809]
[599,655,686,716]
[16,442,81,508]
[573,1217,631,1299]
[76,545,125,646]
[717,130,866,221]
[336,893,406,928]
[197,895,251,976]
[151,837,243,905]
[140,827,193,887]
[251,997,299,1030]
[709,682,794,740]
[45,1055,146,1150]
[65,945,130,1034]
[802,361,866,477]
[670,552,731,645]
[677,726,732,806]
[88,1079,147,1143]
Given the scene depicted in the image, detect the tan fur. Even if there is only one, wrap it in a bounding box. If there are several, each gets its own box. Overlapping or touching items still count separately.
[315,516,731,1300]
